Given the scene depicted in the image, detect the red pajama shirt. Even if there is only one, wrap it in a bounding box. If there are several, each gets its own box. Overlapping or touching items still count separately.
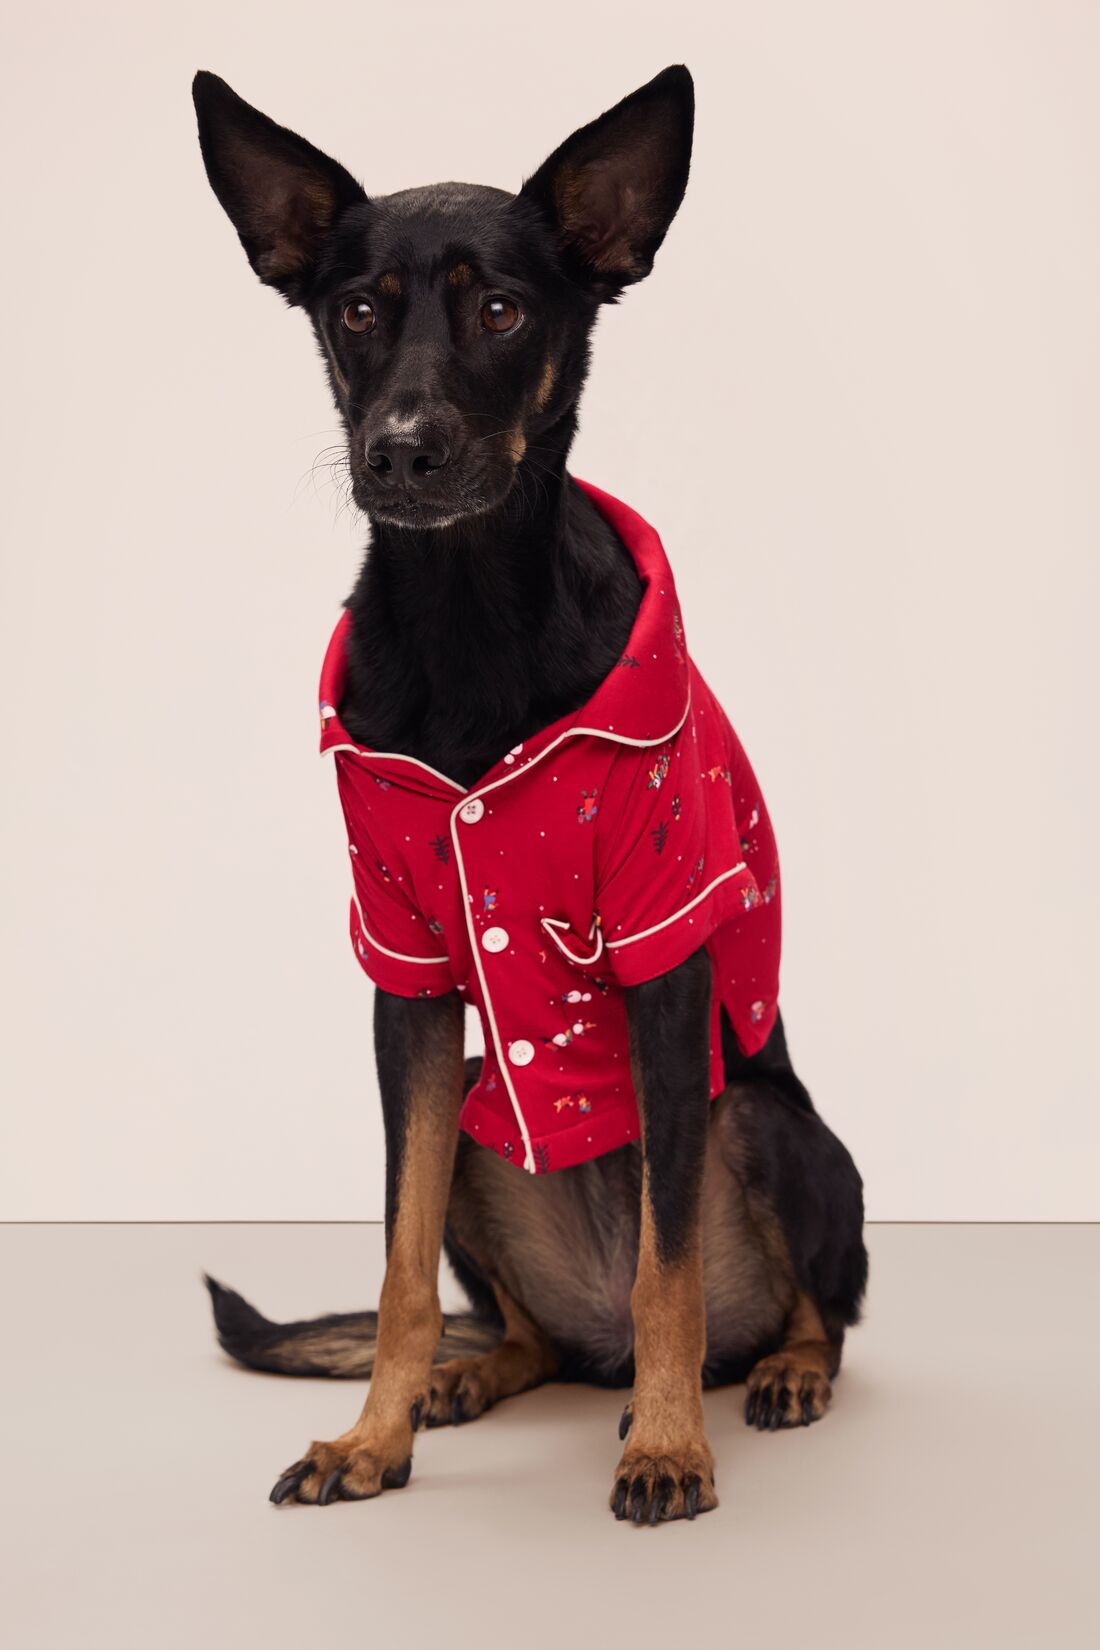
[319,480,781,1175]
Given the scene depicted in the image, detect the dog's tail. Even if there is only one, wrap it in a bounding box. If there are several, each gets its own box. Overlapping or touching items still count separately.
[204,1275,500,1379]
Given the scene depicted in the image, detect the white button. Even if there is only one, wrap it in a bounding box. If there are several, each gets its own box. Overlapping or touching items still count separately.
[460,798,485,824]
[482,927,509,953]
[508,1039,535,1067]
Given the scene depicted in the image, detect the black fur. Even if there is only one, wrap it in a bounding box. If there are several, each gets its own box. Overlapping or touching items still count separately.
[342,479,641,785]
[372,988,462,1245]
[626,949,714,1266]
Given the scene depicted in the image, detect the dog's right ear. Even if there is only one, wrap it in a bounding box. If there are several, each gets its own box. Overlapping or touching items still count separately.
[192,71,366,305]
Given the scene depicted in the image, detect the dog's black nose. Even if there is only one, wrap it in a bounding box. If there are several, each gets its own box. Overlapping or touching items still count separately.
[366,426,451,488]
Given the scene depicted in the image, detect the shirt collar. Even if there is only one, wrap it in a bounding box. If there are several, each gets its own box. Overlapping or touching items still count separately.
[562,479,690,743]
[318,478,690,789]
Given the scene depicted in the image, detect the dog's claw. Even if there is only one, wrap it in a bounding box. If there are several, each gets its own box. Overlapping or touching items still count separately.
[683,1475,701,1520]
[618,1403,633,1440]
[612,1476,629,1520]
[318,1468,343,1506]
[380,1456,412,1490]
[744,1390,758,1427]
[270,1460,313,1505]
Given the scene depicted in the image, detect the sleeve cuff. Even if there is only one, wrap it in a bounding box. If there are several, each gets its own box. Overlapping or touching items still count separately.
[348,899,455,998]
[604,862,760,987]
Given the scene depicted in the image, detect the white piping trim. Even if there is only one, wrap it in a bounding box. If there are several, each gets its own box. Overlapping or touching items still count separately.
[323,685,690,787]
[552,690,690,754]
[351,889,450,966]
[540,916,605,968]
[605,864,750,951]
[324,743,467,793]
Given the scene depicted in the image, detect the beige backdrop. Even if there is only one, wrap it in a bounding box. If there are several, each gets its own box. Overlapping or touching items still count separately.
[1,1,1096,1219]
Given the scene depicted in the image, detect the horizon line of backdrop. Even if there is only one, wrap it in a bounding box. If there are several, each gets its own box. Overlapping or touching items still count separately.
[1,0,1097,1221]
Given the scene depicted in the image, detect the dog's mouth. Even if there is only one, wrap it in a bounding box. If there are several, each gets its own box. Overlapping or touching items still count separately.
[350,459,517,532]
[360,491,488,530]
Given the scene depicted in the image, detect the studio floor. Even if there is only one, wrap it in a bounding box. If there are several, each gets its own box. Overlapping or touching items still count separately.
[2,1222,1095,1649]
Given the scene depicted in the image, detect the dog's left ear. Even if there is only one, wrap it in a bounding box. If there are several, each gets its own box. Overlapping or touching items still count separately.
[518,65,694,298]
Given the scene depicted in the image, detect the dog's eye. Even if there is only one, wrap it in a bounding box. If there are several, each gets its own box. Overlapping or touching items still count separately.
[342,300,376,335]
[481,297,521,334]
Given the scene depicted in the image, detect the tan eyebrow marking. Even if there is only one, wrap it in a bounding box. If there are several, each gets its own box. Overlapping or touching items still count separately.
[378,272,401,296]
[508,426,527,464]
[447,263,473,287]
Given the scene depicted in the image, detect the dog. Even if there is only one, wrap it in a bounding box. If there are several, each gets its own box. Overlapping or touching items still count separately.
[193,64,867,1524]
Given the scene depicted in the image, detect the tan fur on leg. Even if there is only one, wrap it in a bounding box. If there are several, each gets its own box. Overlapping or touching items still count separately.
[272,997,465,1506]
[610,1167,717,1522]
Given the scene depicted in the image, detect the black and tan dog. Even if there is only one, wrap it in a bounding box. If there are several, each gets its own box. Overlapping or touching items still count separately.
[194,65,867,1524]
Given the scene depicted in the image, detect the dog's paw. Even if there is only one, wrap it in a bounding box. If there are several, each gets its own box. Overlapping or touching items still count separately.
[744,1354,831,1430]
[425,1358,496,1427]
[610,1441,717,1524]
[269,1433,412,1506]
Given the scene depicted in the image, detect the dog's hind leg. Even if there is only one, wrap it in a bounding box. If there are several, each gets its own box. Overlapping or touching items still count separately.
[425,1274,559,1427]
[743,1289,840,1429]
[427,1123,561,1427]
[714,1015,868,1429]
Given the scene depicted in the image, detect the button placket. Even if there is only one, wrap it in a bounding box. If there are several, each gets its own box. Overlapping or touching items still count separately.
[449,782,537,1173]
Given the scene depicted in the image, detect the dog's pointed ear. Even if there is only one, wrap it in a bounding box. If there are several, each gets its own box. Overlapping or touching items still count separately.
[192,71,366,304]
[517,65,693,298]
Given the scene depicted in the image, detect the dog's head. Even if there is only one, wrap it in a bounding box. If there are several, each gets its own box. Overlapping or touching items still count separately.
[193,68,693,529]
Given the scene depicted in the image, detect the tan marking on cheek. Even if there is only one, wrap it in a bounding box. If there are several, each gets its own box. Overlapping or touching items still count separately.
[533,357,556,412]
[321,338,349,398]
[378,272,401,296]
[508,427,527,465]
[447,262,473,288]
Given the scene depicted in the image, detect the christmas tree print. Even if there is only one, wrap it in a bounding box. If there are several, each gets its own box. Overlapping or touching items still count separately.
[651,819,670,856]
[429,834,451,864]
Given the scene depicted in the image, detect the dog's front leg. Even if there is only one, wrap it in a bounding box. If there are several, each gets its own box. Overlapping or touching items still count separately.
[611,948,717,1523]
[270,988,464,1506]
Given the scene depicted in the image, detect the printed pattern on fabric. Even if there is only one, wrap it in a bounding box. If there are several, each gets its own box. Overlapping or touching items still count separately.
[318,480,781,1174]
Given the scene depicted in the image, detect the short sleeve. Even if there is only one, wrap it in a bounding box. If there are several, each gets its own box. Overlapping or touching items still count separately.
[594,720,761,989]
[335,766,454,1000]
